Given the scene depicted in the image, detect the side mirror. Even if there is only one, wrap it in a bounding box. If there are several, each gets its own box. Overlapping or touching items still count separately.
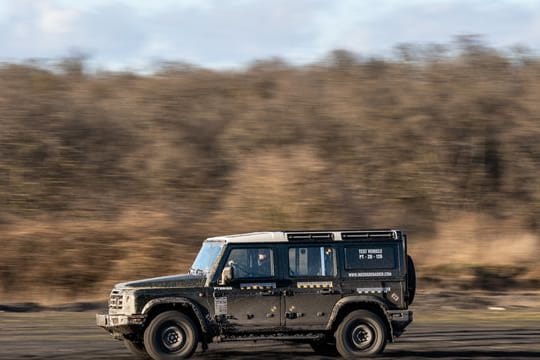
[219,266,234,285]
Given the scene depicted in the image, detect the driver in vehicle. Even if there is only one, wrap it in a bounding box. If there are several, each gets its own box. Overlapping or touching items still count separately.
[255,249,272,276]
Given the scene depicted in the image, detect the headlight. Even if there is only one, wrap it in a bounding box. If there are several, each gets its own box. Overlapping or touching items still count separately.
[109,288,136,315]
[123,290,136,315]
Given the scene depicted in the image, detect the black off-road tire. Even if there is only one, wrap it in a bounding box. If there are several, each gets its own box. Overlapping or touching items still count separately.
[335,310,387,358]
[310,340,339,356]
[406,255,417,305]
[124,340,151,359]
[143,311,199,360]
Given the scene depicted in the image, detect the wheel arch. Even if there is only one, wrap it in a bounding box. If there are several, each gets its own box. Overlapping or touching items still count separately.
[141,297,210,336]
[326,297,393,341]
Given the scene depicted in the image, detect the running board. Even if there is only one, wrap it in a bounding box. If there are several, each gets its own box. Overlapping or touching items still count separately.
[213,333,324,342]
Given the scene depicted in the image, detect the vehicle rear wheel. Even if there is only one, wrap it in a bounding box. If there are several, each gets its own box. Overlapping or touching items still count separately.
[335,310,387,358]
[143,310,199,360]
[124,340,150,359]
[310,339,339,356]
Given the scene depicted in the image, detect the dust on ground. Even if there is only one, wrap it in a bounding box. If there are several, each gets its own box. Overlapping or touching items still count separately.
[1,291,540,359]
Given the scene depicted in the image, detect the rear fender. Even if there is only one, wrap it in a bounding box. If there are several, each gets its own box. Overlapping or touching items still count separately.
[326,296,394,340]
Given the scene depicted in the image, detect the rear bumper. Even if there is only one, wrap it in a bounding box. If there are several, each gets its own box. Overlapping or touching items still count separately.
[388,310,413,338]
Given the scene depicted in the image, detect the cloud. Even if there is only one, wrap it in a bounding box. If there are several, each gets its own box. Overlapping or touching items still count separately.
[38,2,78,35]
[0,0,325,68]
[314,0,540,54]
[0,1,81,58]
[0,0,538,68]
[139,0,323,65]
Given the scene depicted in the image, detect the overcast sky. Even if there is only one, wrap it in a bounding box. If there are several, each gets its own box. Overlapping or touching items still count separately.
[0,0,539,69]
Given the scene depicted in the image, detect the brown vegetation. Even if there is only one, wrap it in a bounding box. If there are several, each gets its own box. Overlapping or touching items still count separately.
[1,40,539,301]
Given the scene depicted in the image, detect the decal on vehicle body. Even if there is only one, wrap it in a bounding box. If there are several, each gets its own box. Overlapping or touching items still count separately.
[357,248,384,260]
[348,271,392,277]
[297,281,333,289]
[214,286,233,291]
[240,282,276,290]
[214,296,227,315]
[356,287,391,294]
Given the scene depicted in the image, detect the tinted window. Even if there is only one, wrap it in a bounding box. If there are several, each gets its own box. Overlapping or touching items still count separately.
[344,244,396,270]
[289,246,336,277]
[225,248,275,278]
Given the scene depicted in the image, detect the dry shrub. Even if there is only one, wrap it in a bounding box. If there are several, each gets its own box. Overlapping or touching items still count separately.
[0,209,200,302]
[210,146,346,232]
[103,237,196,287]
[2,41,540,298]
[412,213,539,267]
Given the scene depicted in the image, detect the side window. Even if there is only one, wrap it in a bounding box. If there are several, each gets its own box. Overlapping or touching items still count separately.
[344,244,397,270]
[288,246,336,277]
[225,248,275,278]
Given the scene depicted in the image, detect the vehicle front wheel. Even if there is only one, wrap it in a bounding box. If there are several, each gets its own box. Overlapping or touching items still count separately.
[335,310,387,358]
[143,310,199,360]
[124,340,150,359]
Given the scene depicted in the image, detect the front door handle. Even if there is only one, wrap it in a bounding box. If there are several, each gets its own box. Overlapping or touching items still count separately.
[285,312,304,319]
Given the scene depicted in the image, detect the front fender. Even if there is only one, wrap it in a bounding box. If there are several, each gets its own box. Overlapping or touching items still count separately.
[141,297,210,334]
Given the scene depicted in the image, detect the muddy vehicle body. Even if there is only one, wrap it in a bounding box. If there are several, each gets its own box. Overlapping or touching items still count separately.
[97,229,416,359]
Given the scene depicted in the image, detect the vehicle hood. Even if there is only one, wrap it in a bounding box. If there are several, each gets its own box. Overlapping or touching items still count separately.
[118,273,206,289]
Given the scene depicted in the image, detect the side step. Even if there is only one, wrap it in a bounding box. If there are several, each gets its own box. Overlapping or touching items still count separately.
[213,333,324,342]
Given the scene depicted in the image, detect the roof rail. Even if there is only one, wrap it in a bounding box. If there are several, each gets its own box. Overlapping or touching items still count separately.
[286,232,334,241]
[341,230,397,240]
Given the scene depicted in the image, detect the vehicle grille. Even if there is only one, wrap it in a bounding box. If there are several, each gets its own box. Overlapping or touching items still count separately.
[109,290,123,310]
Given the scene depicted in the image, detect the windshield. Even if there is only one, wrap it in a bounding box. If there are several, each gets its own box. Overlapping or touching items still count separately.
[190,241,224,275]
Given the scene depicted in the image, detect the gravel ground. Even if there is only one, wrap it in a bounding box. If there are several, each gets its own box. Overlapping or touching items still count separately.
[0,311,539,360]
[1,291,539,359]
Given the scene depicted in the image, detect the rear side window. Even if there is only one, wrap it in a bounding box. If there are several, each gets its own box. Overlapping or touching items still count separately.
[289,246,336,277]
[344,244,397,270]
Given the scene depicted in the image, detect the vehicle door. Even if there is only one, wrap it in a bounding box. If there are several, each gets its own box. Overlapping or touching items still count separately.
[212,245,281,330]
[283,244,341,330]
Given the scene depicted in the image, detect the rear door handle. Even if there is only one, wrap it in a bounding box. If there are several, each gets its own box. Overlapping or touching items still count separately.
[319,288,334,295]
[260,290,275,296]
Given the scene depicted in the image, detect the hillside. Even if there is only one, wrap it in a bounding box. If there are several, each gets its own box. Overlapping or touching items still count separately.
[1,42,539,301]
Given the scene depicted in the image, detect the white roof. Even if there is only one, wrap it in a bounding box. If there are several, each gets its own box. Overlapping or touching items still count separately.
[205,230,400,243]
[206,232,287,243]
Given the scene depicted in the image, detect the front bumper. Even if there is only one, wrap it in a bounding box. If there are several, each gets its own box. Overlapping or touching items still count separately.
[96,313,146,330]
[96,314,146,329]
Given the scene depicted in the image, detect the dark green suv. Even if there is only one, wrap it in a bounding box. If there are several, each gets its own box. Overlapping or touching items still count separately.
[97,230,416,359]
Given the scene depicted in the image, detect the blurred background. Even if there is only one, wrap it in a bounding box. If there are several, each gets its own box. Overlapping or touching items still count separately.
[1,0,539,303]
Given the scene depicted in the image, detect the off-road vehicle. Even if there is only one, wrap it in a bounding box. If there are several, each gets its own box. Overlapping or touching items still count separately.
[97,229,416,359]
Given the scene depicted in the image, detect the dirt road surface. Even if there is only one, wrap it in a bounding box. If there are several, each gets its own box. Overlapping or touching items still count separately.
[1,310,539,360]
